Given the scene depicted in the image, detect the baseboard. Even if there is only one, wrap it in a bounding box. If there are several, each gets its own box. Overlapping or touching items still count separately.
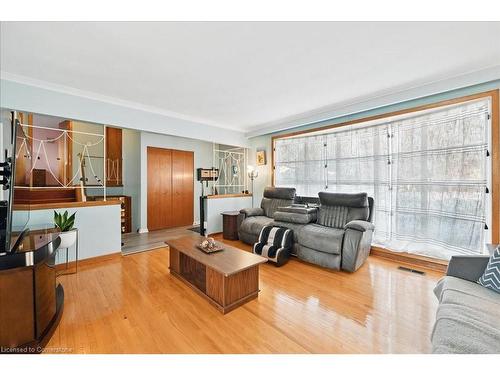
[370,246,448,273]
[55,251,122,271]
[138,228,149,234]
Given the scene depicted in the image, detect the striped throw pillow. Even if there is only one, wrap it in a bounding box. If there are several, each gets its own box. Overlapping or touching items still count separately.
[478,247,500,293]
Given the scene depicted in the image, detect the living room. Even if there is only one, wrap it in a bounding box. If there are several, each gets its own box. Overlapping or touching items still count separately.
[1,2,500,373]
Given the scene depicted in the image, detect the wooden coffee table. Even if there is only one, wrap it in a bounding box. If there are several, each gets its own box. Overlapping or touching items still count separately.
[166,235,267,314]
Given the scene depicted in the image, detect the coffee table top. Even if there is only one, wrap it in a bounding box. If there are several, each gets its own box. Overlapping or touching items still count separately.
[166,235,267,276]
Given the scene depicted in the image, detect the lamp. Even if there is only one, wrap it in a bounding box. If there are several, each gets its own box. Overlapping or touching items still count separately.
[247,165,259,207]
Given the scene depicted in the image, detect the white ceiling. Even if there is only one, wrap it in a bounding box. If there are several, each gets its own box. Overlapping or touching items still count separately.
[1,21,500,134]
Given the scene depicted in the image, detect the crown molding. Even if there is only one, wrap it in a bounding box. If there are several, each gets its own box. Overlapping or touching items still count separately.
[245,64,500,138]
[0,71,242,133]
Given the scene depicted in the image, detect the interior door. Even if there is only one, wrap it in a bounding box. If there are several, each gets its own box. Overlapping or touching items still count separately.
[105,127,122,186]
[58,120,72,186]
[147,147,173,231]
[171,149,194,227]
[147,147,194,231]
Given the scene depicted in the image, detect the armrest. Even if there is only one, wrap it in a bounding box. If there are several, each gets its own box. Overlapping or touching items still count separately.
[344,220,375,232]
[446,255,490,282]
[239,207,265,217]
[342,227,373,272]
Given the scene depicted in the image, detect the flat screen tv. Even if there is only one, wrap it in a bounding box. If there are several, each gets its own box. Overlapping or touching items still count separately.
[0,110,30,254]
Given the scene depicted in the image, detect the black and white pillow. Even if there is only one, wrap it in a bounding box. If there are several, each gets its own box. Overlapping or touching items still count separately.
[478,247,500,293]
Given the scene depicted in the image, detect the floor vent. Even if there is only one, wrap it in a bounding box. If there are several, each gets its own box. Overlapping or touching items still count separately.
[398,266,425,275]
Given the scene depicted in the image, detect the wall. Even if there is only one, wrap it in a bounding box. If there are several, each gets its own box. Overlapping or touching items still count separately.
[30,127,61,185]
[14,204,121,263]
[84,128,141,232]
[121,129,141,232]
[139,131,214,231]
[71,121,105,187]
[247,135,273,206]
[250,80,500,205]
[0,79,248,147]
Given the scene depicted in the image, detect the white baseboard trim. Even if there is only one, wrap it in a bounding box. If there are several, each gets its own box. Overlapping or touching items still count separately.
[138,228,149,234]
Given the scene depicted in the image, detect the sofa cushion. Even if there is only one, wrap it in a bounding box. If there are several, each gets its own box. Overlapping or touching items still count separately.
[317,192,369,228]
[263,187,296,200]
[273,208,317,224]
[271,220,305,244]
[239,215,273,236]
[317,205,349,228]
[298,224,344,255]
[261,197,294,218]
[318,192,368,207]
[432,276,500,353]
[478,247,500,293]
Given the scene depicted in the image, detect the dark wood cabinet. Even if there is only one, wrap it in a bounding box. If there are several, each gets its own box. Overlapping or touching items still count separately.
[106,127,122,187]
[221,211,240,240]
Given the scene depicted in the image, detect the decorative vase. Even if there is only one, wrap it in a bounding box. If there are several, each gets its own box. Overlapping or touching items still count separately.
[58,229,77,249]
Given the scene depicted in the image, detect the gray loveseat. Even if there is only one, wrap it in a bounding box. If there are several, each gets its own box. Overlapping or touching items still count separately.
[432,255,500,353]
[238,187,296,245]
[239,188,375,272]
[274,191,374,272]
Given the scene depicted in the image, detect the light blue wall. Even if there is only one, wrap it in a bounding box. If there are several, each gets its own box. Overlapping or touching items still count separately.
[121,129,141,232]
[250,80,500,204]
[0,79,248,147]
[139,131,214,231]
[85,128,142,232]
[15,204,122,263]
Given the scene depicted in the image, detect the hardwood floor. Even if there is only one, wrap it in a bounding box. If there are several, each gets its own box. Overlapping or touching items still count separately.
[121,226,196,255]
[47,232,442,353]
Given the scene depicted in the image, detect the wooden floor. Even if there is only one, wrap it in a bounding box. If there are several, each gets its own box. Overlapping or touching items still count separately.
[47,230,442,353]
[121,226,198,255]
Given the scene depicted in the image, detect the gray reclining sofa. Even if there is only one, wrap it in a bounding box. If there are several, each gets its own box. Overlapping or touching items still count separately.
[239,187,375,272]
[432,254,500,353]
[237,187,296,245]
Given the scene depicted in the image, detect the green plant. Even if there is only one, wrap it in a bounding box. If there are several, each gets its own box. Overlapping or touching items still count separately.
[53,210,76,232]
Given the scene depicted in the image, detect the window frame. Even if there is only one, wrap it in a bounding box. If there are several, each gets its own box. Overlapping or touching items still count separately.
[272,90,500,248]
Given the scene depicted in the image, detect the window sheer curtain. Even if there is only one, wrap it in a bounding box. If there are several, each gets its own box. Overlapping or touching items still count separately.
[274,99,490,260]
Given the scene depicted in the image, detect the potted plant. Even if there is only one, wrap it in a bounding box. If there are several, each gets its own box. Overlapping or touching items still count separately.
[54,210,77,249]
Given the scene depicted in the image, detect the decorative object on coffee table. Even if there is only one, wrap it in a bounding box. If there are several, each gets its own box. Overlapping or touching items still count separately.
[221,211,239,240]
[253,225,293,266]
[166,235,267,314]
[197,236,224,254]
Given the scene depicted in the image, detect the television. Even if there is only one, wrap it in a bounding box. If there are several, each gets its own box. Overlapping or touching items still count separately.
[0,110,30,254]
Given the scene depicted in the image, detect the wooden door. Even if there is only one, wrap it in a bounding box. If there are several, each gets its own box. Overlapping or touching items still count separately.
[58,120,72,186]
[14,113,32,186]
[147,147,173,231]
[106,127,122,186]
[171,149,194,227]
[147,147,194,231]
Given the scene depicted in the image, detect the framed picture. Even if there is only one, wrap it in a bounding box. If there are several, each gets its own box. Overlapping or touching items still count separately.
[256,150,266,166]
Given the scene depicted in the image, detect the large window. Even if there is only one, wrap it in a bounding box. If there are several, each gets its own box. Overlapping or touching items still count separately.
[274,97,493,260]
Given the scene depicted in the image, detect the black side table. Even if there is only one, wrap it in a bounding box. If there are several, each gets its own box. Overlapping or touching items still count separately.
[221,211,240,240]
